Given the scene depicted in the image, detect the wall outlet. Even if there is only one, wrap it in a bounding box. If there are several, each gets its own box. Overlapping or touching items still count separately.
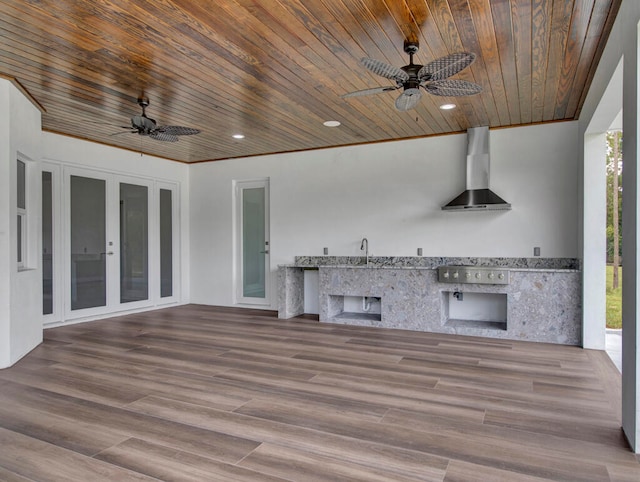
[533,247,541,256]
[417,248,423,256]
[323,247,328,255]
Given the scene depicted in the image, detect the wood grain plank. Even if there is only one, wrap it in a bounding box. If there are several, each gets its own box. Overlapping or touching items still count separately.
[530,0,553,122]
[95,437,287,482]
[483,407,625,445]
[0,426,156,482]
[0,394,130,456]
[443,459,553,482]
[553,0,596,119]
[467,0,512,125]
[238,442,431,482]
[490,0,522,123]
[542,0,574,121]
[511,0,533,123]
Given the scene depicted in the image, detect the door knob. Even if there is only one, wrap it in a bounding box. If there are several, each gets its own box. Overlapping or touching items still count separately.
[260,250,269,254]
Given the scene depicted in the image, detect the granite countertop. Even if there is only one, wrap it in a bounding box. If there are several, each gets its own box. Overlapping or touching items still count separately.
[281,264,437,270]
[280,256,580,272]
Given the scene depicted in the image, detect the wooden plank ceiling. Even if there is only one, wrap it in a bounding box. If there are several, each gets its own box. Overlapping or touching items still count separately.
[0,0,622,163]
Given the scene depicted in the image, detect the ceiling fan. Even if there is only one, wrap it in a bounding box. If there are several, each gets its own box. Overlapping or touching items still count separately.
[117,97,201,142]
[342,41,482,111]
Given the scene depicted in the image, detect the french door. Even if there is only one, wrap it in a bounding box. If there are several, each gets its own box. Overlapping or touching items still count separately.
[34,165,181,324]
[235,179,270,305]
[65,168,154,318]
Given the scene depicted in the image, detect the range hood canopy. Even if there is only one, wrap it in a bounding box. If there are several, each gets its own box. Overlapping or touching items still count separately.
[442,126,511,211]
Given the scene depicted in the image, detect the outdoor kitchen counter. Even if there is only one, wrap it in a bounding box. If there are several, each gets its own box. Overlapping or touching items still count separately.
[278,257,581,345]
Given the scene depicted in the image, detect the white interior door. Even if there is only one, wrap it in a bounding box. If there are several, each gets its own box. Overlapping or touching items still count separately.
[235,179,270,305]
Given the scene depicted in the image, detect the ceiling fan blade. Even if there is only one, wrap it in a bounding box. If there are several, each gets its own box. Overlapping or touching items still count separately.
[418,52,476,82]
[149,132,179,142]
[395,88,422,111]
[423,79,483,97]
[156,126,201,136]
[110,129,136,136]
[342,86,399,98]
[361,57,409,82]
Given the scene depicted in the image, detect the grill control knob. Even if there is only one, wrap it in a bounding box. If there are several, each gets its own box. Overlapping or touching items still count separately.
[488,272,494,279]
[443,271,449,279]
[475,272,481,279]
[498,273,504,280]
[466,272,471,279]
[453,271,459,279]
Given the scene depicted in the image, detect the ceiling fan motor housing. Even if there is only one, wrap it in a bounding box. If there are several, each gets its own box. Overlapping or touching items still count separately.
[131,114,157,134]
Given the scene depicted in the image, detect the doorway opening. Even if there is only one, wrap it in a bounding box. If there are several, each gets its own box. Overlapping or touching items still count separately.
[606,128,623,372]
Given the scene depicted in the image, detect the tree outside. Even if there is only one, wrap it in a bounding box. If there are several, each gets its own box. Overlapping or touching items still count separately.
[606,130,622,328]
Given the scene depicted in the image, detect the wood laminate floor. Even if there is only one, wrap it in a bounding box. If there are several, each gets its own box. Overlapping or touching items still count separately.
[0,305,638,481]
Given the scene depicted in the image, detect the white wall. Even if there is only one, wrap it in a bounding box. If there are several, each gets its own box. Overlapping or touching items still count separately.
[41,133,191,307]
[0,82,12,367]
[0,79,43,368]
[190,121,580,310]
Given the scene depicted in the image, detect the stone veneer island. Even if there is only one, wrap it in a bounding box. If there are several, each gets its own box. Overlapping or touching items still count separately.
[278,256,581,345]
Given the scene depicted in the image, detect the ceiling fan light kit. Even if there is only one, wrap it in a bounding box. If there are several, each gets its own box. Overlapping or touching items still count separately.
[342,41,482,111]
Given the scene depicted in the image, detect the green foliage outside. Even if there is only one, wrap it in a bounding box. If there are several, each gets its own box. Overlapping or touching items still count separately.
[605,131,622,329]
[606,131,622,263]
[606,265,622,329]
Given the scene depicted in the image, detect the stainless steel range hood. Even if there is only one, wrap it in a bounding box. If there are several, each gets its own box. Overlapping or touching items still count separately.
[442,126,511,211]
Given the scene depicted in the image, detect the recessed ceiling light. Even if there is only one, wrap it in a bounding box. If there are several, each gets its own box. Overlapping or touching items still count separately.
[232,134,245,139]
[439,103,456,110]
[323,120,341,127]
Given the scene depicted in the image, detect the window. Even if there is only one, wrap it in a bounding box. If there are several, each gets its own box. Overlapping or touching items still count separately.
[17,159,26,268]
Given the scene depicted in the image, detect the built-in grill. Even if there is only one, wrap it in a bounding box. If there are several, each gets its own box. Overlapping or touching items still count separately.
[437,266,510,285]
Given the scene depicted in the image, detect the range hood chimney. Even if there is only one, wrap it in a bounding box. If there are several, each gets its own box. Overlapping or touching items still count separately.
[442,126,511,211]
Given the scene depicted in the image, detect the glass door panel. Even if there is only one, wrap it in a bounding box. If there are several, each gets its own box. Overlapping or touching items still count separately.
[42,171,53,315]
[242,187,266,298]
[120,183,149,303]
[70,175,106,310]
[159,188,173,298]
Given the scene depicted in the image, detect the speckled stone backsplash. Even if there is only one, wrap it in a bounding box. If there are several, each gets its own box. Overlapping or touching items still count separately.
[293,256,579,270]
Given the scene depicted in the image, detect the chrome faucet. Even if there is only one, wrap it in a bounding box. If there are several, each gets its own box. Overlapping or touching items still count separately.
[360,237,369,266]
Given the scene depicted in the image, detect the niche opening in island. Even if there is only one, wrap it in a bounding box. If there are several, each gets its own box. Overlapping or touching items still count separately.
[442,291,507,331]
[328,295,382,322]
